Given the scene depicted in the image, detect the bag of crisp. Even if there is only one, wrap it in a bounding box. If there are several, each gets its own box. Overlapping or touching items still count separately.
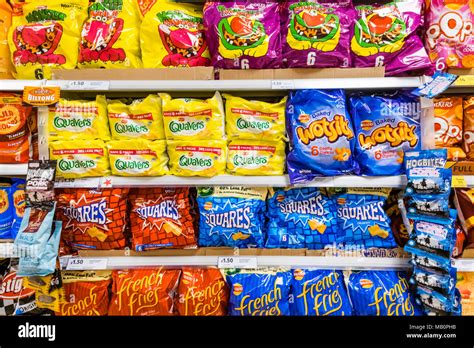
[79,0,142,69]
[141,0,210,68]
[224,94,286,141]
[160,92,225,141]
[434,96,466,160]
[48,95,110,141]
[0,1,14,79]
[106,139,168,176]
[464,97,474,160]
[107,95,165,140]
[8,0,89,79]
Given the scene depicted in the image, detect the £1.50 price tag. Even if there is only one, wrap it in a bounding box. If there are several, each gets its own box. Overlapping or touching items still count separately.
[271,80,295,90]
[65,80,110,91]
[218,256,258,269]
[66,258,108,270]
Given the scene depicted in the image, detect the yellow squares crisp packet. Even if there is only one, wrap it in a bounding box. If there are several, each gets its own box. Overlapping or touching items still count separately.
[50,139,110,178]
[167,140,226,177]
[106,139,168,176]
[223,94,287,141]
[227,140,285,176]
[107,94,165,140]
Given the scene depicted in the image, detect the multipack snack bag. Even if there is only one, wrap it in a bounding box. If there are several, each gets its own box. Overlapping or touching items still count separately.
[203,1,281,69]
[129,188,196,251]
[106,139,168,176]
[48,95,110,141]
[349,91,421,176]
[160,92,224,141]
[0,183,13,239]
[107,95,165,140]
[10,179,26,240]
[79,0,142,69]
[434,96,466,160]
[141,1,210,68]
[464,97,474,160]
[49,140,110,178]
[0,1,14,79]
[426,0,474,70]
[227,140,285,176]
[8,0,88,79]
[350,0,431,76]
[286,89,358,184]
[281,1,354,68]
[223,94,287,141]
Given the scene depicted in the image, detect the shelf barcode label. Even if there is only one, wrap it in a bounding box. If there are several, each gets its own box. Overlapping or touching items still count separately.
[65,81,110,91]
[66,258,108,270]
[271,80,294,90]
[218,256,257,269]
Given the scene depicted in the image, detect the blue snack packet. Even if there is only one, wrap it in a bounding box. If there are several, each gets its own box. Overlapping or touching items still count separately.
[11,179,26,240]
[408,248,453,274]
[265,187,338,249]
[335,189,397,248]
[0,183,13,239]
[349,91,421,176]
[416,285,458,314]
[226,269,291,316]
[290,269,353,316]
[347,270,422,316]
[410,266,457,296]
[197,187,267,248]
[405,149,451,195]
[406,193,450,218]
[286,89,358,184]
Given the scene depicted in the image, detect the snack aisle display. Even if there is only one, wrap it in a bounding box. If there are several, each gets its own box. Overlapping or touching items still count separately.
[0,0,473,321]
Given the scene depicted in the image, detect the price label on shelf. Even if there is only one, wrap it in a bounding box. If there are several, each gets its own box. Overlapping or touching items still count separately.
[64,80,110,91]
[54,178,76,188]
[218,256,257,269]
[66,258,108,270]
[271,80,294,90]
[452,176,467,188]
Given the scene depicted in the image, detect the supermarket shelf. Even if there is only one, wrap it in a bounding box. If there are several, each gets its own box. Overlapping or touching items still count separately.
[0,164,28,176]
[0,242,16,258]
[454,259,474,272]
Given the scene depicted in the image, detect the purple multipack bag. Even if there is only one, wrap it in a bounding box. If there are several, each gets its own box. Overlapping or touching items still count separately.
[282,0,355,68]
[203,1,282,69]
[350,0,431,76]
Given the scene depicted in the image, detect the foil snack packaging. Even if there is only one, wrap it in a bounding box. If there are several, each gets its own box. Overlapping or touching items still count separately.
[434,96,466,160]
[464,96,474,159]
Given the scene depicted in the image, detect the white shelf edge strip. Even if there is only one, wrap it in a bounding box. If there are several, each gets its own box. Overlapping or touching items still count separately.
[0,164,28,176]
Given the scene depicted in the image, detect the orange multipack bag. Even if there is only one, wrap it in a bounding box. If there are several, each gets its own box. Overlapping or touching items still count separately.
[464,97,474,160]
[0,1,14,79]
[434,96,466,160]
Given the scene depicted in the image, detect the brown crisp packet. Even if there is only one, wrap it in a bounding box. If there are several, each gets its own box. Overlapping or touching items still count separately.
[463,97,474,160]
[454,188,474,249]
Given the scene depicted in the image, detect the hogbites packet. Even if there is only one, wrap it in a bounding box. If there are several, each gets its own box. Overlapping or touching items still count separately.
[346,270,422,316]
[141,1,210,68]
[57,271,112,316]
[79,0,142,69]
[197,186,267,248]
[106,140,168,177]
[107,95,165,140]
[129,188,196,251]
[8,0,89,79]
[177,267,228,316]
[434,96,466,160]
[266,187,338,249]
[48,95,110,141]
[290,269,352,316]
[406,193,450,218]
[226,268,291,316]
[286,89,358,184]
[410,266,457,297]
[109,268,181,316]
[349,91,421,176]
[464,97,474,159]
[416,285,461,315]
[335,188,397,249]
[281,1,354,68]
[223,94,287,141]
[203,1,281,69]
[409,247,453,275]
[56,188,129,250]
[227,140,285,176]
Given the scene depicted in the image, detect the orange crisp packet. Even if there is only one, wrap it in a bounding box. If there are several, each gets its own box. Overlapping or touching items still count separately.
[464,97,474,160]
[434,96,466,160]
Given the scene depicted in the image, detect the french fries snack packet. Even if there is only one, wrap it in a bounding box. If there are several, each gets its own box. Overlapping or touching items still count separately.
[434,96,466,160]
[49,140,110,178]
[129,187,196,251]
[160,92,225,140]
[79,0,142,69]
[48,95,110,141]
[107,95,164,140]
[107,139,168,176]
[227,140,285,176]
[223,94,286,141]
[141,0,210,68]
[167,140,226,177]
[464,97,474,160]
[8,0,88,79]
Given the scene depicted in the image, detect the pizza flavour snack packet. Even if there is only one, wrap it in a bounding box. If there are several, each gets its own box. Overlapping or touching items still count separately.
[290,269,353,316]
[227,140,285,176]
[79,0,142,69]
[265,187,338,250]
[129,188,196,251]
[48,95,110,141]
[349,91,421,176]
[106,139,168,177]
[8,0,89,80]
[434,96,466,160]
[464,96,474,159]
[167,140,227,177]
[141,0,210,68]
[49,140,110,178]
[223,94,287,141]
[109,268,181,316]
[107,94,165,140]
[225,268,291,316]
[197,186,267,248]
[160,92,225,141]
[286,89,358,184]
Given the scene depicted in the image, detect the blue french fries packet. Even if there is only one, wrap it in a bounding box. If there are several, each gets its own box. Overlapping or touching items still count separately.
[406,193,450,218]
